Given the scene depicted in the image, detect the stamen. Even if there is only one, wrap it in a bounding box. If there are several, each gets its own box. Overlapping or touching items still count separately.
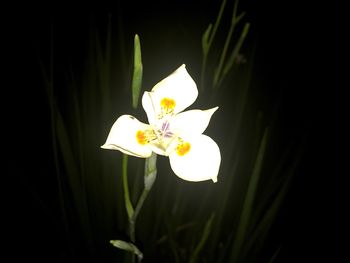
[136,130,157,145]
[160,98,176,114]
[164,131,174,138]
[176,142,191,156]
[161,120,170,132]
[136,130,147,145]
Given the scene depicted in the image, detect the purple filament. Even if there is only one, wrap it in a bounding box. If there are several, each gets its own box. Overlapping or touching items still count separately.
[160,121,174,138]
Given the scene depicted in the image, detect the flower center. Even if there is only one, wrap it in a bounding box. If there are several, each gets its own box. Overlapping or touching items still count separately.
[160,120,174,138]
[136,119,179,155]
[136,123,191,157]
[176,141,191,156]
[160,98,176,114]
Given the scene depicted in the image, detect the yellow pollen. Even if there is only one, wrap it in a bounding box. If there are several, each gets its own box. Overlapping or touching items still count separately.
[136,130,147,145]
[160,98,176,112]
[176,142,191,156]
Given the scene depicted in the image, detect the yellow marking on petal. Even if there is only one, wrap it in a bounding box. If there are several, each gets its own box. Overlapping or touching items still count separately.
[136,130,147,145]
[176,142,191,156]
[136,129,157,145]
[160,98,176,113]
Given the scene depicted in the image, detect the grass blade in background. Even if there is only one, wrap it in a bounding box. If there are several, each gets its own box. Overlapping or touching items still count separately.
[213,0,247,89]
[189,213,215,263]
[229,128,270,263]
[218,22,250,88]
[201,0,227,90]
[243,143,305,262]
[40,26,97,258]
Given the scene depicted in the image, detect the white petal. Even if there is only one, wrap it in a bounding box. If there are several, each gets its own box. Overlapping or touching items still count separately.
[101,115,153,158]
[169,135,221,182]
[170,107,218,137]
[141,91,156,125]
[147,143,167,156]
[142,64,198,124]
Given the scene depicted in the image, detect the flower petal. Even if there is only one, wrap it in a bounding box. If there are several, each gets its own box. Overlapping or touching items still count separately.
[169,135,221,182]
[141,91,156,125]
[170,107,218,137]
[101,115,153,158]
[142,64,198,124]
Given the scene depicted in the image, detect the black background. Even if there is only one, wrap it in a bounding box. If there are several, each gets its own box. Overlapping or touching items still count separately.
[5,0,330,262]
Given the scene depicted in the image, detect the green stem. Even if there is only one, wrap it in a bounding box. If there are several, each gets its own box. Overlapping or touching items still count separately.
[129,153,157,242]
[122,154,134,221]
[130,189,148,242]
[121,153,157,263]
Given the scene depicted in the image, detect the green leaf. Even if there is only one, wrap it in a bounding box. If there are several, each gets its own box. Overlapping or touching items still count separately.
[110,240,143,261]
[268,246,282,263]
[222,22,250,77]
[234,11,246,25]
[132,34,143,109]
[189,213,215,263]
[243,145,303,260]
[230,128,269,263]
[202,23,213,54]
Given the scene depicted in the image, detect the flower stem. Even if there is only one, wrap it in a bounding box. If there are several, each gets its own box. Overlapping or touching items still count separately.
[122,154,134,222]
[122,153,156,263]
[129,153,157,242]
[130,189,148,242]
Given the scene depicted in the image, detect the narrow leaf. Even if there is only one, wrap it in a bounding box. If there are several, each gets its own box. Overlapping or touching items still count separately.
[268,246,282,263]
[202,23,213,54]
[222,23,250,77]
[230,128,269,263]
[110,240,143,261]
[235,12,246,25]
[243,146,303,259]
[189,213,215,263]
[132,34,143,109]
[209,0,228,47]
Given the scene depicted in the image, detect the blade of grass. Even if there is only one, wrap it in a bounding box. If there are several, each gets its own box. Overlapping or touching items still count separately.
[222,23,250,77]
[217,22,250,88]
[207,46,255,262]
[40,27,74,259]
[213,0,249,88]
[229,127,270,263]
[243,145,304,260]
[268,246,282,263]
[213,0,243,88]
[189,213,215,263]
[165,215,180,263]
[200,0,227,90]
[94,19,112,118]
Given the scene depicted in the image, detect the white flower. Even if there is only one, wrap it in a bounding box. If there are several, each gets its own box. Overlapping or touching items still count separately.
[101,64,221,183]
